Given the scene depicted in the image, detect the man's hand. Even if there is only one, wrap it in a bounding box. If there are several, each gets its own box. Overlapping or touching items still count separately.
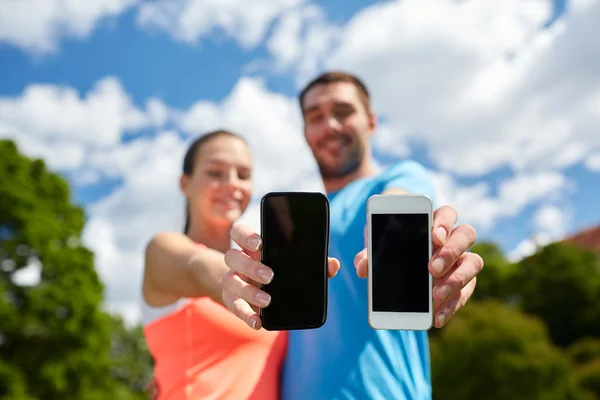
[354,205,483,328]
[222,224,340,330]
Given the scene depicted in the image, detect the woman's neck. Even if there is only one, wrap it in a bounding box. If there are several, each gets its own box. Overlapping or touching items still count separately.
[186,220,232,254]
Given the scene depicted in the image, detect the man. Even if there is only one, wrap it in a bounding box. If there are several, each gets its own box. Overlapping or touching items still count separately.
[222,71,484,399]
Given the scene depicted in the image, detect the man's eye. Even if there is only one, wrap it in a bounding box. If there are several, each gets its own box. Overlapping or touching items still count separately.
[307,114,324,123]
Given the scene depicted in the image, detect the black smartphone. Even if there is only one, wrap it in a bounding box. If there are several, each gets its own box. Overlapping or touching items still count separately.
[259,191,330,331]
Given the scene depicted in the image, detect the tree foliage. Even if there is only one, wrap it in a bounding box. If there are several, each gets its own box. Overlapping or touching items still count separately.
[569,338,600,400]
[0,139,150,399]
[510,242,600,347]
[469,242,512,301]
[430,301,584,400]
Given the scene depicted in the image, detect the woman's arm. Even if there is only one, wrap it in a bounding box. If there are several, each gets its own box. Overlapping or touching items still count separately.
[142,232,229,307]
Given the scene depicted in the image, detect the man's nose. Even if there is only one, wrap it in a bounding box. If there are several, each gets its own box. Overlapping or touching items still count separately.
[323,116,343,135]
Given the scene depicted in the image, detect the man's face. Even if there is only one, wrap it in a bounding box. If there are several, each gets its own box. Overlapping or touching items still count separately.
[302,82,375,180]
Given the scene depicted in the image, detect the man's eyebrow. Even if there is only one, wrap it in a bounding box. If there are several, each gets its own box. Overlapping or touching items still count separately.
[303,105,320,115]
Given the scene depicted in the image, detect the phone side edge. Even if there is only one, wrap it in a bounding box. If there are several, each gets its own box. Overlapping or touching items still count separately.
[258,193,269,328]
[366,195,375,329]
[316,192,330,328]
[427,195,434,330]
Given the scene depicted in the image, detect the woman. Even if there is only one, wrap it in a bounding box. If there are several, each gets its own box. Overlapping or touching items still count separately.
[141,130,286,400]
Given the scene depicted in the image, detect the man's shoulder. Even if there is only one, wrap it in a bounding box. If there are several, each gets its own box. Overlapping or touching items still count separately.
[377,159,436,203]
[378,159,430,182]
[329,159,433,204]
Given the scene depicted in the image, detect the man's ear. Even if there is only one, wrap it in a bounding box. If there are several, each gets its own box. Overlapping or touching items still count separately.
[368,109,377,136]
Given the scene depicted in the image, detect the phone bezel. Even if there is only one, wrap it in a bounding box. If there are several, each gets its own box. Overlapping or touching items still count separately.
[366,194,433,331]
[259,191,330,331]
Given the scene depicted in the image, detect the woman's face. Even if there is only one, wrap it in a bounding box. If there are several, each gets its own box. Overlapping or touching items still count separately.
[181,135,253,227]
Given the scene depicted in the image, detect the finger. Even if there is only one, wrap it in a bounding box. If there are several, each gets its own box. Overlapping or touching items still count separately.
[224,248,273,284]
[429,224,477,277]
[433,252,483,304]
[222,270,272,308]
[432,205,458,247]
[434,277,477,328]
[353,248,368,278]
[222,289,262,330]
[327,257,340,278]
[230,223,263,253]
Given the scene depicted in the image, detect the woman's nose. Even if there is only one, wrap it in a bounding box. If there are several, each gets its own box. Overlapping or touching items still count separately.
[222,170,241,191]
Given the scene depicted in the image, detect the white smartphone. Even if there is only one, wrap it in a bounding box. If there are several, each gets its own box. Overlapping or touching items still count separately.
[367,194,433,330]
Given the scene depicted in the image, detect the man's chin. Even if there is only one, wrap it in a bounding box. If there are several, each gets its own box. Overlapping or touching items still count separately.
[318,162,361,180]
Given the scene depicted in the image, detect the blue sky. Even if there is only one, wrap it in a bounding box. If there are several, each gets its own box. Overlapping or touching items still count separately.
[1,0,599,322]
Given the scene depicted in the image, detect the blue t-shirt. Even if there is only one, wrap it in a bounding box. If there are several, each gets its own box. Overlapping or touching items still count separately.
[281,160,437,400]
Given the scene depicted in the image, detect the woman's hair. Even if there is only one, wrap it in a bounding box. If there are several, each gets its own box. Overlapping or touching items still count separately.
[182,129,247,234]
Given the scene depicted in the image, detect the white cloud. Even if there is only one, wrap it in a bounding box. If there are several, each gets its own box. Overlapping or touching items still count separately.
[0,77,164,172]
[318,0,600,177]
[0,0,137,55]
[430,170,569,231]
[586,153,600,171]
[533,204,570,238]
[136,0,303,49]
[264,3,341,84]
[11,258,42,287]
[507,204,572,262]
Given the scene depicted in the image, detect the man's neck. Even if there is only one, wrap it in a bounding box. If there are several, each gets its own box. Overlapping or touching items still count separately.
[186,221,232,254]
[323,161,378,194]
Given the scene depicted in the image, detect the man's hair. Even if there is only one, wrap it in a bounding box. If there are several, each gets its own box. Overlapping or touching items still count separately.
[298,71,371,112]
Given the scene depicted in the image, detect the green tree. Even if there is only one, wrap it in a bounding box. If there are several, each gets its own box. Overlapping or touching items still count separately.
[430,301,584,400]
[469,242,512,301]
[0,140,145,399]
[569,339,600,400]
[109,314,154,398]
[510,242,600,347]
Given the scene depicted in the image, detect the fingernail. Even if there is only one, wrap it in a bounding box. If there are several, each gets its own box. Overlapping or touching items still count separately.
[436,226,447,243]
[248,237,262,251]
[436,285,451,301]
[356,254,364,266]
[255,291,271,307]
[251,318,258,329]
[257,268,274,283]
[358,257,367,274]
[438,312,447,326]
[431,258,445,274]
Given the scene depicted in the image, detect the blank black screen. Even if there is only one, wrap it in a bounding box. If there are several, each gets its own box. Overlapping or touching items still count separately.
[260,193,328,329]
[371,213,429,313]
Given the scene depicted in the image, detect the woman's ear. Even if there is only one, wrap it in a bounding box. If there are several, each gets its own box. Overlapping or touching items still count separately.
[180,174,189,195]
